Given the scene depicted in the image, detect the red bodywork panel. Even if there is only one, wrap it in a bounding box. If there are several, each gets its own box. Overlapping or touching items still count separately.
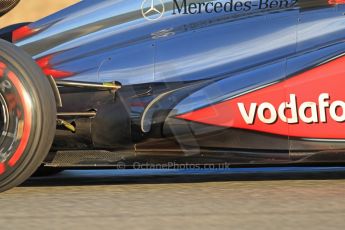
[178,56,345,139]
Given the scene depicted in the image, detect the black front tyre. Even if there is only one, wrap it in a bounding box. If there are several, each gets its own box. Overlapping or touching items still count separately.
[0,39,56,192]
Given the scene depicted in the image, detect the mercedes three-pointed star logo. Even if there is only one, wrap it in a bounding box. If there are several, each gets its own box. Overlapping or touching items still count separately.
[141,0,165,21]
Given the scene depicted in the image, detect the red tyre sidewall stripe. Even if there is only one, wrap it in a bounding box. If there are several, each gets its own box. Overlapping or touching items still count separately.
[7,71,32,167]
[0,163,5,174]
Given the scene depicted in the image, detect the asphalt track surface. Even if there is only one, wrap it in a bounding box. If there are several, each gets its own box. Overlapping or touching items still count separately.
[0,167,345,230]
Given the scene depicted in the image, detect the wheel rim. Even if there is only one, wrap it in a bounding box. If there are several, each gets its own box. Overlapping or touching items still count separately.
[0,92,9,151]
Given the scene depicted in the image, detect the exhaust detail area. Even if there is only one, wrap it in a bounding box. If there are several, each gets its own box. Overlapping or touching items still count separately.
[51,80,132,151]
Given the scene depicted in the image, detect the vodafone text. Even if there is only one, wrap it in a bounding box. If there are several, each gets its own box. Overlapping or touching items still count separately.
[238,93,345,124]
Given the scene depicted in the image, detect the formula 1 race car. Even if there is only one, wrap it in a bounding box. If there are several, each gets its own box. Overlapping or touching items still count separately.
[0,0,345,192]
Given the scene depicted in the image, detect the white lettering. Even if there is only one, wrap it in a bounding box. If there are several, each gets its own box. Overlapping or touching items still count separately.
[238,93,345,125]
[238,103,257,125]
[258,102,277,124]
